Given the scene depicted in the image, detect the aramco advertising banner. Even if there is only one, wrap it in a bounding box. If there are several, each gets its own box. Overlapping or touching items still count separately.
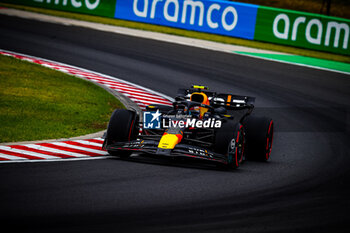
[114,0,258,40]
[0,0,117,18]
[255,6,350,56]
[1,0,349,55]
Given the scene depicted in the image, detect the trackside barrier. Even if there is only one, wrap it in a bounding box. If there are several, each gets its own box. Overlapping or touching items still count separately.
[1,0,349,55]
[0,0,117,18]
[114,0,258,40]
[255,6,350,56]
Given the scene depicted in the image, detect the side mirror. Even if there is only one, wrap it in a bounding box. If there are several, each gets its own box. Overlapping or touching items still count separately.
[175,96,185,101]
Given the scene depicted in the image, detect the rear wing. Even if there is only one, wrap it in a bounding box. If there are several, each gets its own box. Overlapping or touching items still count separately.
[176,88,255,109]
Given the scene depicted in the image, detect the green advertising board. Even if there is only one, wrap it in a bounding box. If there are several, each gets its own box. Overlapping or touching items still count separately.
[0,0,116,18]
[255,6,350,56]
[1,0,349,56]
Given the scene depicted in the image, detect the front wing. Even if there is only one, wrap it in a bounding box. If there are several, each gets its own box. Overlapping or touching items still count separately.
[104,140,228,165]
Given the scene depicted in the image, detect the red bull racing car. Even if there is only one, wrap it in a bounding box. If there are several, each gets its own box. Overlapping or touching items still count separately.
[103,85,274,169]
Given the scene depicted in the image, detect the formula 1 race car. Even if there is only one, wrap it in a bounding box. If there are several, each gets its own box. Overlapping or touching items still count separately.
[103,85,273,169]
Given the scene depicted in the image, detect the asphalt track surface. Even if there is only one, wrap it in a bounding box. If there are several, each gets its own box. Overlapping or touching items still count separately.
[1,15,350,233]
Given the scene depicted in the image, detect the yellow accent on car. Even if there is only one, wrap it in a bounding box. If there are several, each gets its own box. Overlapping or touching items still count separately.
[158,134,180,149]
[148,105,155,108]
[192,85,208,90]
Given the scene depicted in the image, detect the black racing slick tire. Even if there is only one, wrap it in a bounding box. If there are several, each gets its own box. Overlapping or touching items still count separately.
[106,109,139,158]
[243,116,274,161]
[214,121,245,169]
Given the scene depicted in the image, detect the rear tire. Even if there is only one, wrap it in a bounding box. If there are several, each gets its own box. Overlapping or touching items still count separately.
[214,121,245,169]
[243,116,273,161]
[106,109,138,158]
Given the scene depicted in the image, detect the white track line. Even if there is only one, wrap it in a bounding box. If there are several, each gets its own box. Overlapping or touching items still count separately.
[25,144,92,158]
[74,140,103,147]
[0,156,110,163]
[49,142,107,155]
[0,146,62,159]
[0,153,28,161]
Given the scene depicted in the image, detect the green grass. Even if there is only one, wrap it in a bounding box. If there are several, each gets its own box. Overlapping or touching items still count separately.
[1,3,349,64]
[0,54,124,143]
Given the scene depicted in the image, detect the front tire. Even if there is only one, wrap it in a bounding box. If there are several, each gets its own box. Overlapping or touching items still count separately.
[214,121,245,169]
[106,109,138,158]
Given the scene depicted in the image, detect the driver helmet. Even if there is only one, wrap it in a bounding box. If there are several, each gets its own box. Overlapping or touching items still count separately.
[190,92,210,119]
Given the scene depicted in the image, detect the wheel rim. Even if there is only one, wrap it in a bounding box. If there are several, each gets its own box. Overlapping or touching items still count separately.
[228,126,244,168]
[236,126,244,165]
[265,120,274,160]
